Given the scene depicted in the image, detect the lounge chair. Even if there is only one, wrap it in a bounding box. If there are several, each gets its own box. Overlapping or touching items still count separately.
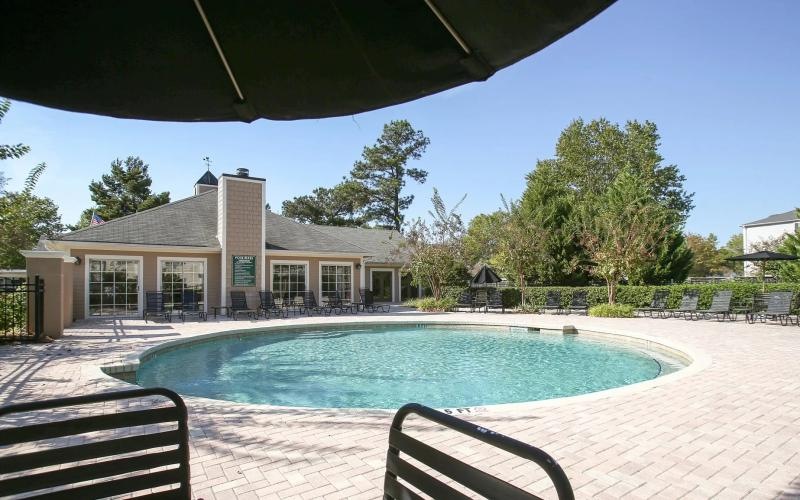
[301,290,331,316]
[0,388,191,499]
[747,291,794,325]
[229,290,258,320]
[143,291,170,322]
[384,403,574,500]
[567,290,588,315]
[259,290,287,318]
[540,290,562,314]
[178,289,207,322]
[485,288,505,313]
[692,290,733,321]
[662,291,699,319]
[454,289,478,312]
[635,289,669,317]
[325,291,353,315]
[360,288,390,313]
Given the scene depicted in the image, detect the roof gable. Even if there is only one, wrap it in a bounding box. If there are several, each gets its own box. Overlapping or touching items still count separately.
[744,210,799,227]
[57,190,219,247]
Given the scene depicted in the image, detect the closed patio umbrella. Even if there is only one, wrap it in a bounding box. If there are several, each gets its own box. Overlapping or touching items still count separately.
[0,0,614,122]
[471,265,503,287]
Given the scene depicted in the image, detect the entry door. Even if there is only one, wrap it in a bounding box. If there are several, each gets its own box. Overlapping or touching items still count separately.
[371,271,393,302]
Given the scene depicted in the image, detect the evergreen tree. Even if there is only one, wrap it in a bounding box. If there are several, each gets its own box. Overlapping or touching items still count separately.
[77,156,169,227]
[281,180,369,226]
[350,120,430,230]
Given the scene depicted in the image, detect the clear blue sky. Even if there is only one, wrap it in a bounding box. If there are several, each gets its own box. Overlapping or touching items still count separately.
[2,0,798,242]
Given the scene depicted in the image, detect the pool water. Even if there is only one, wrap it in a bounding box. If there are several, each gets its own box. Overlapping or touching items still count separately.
[136,325,684,409]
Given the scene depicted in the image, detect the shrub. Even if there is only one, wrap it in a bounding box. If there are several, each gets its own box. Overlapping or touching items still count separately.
[589,303,635,318]
[414,297,457,312]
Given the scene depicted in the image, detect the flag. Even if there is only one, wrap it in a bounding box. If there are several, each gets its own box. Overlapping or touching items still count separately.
[90,212,105,226]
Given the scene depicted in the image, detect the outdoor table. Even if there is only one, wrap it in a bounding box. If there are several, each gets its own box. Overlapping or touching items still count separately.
[211,306,229,319]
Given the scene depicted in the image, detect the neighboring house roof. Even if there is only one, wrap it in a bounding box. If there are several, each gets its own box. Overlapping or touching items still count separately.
[53,192,406,261]
[56,190,219,247]
[744,210,799,227]
[310,224,405,264]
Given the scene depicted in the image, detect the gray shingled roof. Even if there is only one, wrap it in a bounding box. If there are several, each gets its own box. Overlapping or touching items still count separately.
[57,190,219,247]
[264,211,368,254]
[53,191,407,260]
[744,210,799,227]
[309,224,406,263]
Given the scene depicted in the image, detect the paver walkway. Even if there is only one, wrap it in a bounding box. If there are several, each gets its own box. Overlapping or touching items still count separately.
[1,311,800,499]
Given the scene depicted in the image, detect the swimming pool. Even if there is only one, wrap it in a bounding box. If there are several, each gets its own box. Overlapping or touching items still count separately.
[136,324,686,409]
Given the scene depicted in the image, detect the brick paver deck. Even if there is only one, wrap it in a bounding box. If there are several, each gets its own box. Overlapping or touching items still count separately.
[1,311,799,499]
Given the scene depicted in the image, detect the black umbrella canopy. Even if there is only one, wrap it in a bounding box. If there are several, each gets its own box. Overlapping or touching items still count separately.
[725,251,799,262]
[471,265,503,286]
[0,0,615,122]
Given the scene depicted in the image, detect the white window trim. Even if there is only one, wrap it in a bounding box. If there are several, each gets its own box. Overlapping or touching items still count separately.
[318,261,354,302]
[369,267,395,303]
[84,254,144,318]
[156,257,209,313]
[270,260,309,294]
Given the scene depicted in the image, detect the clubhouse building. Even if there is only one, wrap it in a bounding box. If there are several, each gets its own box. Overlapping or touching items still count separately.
[23,169,412,337]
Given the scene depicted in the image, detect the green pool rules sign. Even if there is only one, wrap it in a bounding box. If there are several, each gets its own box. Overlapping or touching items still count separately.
[232,255,256,286]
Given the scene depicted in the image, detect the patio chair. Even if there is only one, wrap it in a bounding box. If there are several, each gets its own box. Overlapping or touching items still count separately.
[0,388,191,499]
[325,291,352,315]
[692,290,733,321]
[360,288,391,313]
[662,290,699,319]
[229,290,258,320]
[384,403,574,500]
[259,290,287,318]
[178,289,207,322]
[143,291,170,322]
[747,291,794,325]
[540,290,562,314]
[485,288,505,313]
[567,290,588,315]
[301,290,331,316]
[454,289,477,312]
[635,289,669,318]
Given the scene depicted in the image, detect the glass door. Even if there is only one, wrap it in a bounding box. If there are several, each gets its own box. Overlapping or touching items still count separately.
[371,270,393,302]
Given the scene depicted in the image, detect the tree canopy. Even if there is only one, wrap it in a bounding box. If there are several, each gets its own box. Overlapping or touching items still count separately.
[281,119,430,231]
[402,189,467,300]
[281,180,369,226]
[0,164,63,268]
[77,156,170,227]
[351,120,430,231]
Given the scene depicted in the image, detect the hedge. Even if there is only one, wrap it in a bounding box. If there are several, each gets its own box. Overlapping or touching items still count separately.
[442,283,800,311]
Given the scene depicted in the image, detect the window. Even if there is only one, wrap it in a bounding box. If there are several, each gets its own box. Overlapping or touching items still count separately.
[321,264,352,301]
[160,260,205,311]
[87,258,140,316]
[272,263,306,301]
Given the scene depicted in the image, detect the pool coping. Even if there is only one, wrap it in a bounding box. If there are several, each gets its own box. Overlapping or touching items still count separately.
[96,318,711,415]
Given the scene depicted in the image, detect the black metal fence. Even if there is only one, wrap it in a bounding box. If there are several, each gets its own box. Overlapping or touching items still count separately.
[0,275,43,341]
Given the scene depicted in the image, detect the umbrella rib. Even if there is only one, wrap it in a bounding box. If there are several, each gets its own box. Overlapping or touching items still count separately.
[423,0,471,55]
[193,0,245,102]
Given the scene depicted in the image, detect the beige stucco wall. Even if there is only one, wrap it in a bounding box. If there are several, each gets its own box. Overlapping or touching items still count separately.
[25,257,72,338]
[69,249,221,320]
[221,177,264,308]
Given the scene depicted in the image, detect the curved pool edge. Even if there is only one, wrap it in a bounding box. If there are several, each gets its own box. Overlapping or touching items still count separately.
[96,318,711,414]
